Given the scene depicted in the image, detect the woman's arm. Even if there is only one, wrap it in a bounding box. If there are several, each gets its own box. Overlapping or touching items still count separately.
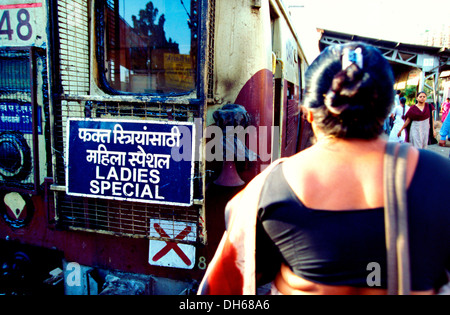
[439,115,450,146]
[431,109,437,137]
[397,117,411,137]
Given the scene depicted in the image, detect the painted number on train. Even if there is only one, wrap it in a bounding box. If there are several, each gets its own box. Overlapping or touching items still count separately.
[0,3,43,45]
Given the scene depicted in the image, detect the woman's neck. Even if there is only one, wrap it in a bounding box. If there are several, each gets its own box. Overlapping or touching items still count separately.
[313,134,386,154]
[416,101,425,108]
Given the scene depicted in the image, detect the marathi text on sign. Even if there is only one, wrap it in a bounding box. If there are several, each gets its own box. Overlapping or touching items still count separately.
[66,119,195,206]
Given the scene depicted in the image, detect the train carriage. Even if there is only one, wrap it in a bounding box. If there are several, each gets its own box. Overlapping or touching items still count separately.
[0,0,308,294]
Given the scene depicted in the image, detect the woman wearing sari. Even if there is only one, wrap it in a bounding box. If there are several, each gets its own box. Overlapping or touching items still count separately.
[397,92,436,149]
[441,98,450,123]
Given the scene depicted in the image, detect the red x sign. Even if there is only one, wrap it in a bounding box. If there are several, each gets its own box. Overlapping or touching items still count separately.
[149,219,197,269]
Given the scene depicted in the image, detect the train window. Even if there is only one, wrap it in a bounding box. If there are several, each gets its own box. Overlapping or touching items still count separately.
[101,0,198,95]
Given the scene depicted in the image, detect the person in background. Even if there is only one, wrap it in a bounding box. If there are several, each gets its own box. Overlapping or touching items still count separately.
[439,112,450,147]
[395,90,401,105]
[397,91,436,149]
[441,97,450,123]
[388,96,407,143]
[198,42,450,295]
[383,90,401,135]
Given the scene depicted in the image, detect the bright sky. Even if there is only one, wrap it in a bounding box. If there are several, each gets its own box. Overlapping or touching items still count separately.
[285,0,450,62]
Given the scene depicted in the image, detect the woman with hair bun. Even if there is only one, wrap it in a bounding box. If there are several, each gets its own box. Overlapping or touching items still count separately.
[199,42,450,295]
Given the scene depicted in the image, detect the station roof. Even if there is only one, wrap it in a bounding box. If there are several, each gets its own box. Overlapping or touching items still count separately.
[318,29,450,70]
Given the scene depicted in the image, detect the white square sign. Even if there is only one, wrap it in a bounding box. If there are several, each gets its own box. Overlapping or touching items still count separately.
[149,219,197,269]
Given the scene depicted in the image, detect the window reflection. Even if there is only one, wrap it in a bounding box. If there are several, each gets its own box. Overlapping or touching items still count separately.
[104,0,198,94]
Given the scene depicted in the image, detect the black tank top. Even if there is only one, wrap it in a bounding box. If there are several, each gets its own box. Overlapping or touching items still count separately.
[256,150,450,291]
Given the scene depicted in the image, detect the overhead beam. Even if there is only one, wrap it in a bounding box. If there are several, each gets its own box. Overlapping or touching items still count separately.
[320,35,422,68]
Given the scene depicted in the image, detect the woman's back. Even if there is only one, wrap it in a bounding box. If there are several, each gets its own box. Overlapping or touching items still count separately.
[198,42,450,296]
[258,140,450,294]
[283,138,416,210]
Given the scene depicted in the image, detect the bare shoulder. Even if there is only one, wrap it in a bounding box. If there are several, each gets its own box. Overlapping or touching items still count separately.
[281,141,420,209]
[403,145,420,187]
[282,145,323,171]
[280,145,333,190]
[405,145,419,163]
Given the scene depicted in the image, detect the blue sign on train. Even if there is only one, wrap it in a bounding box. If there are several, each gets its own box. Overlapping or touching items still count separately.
[0,102,42,134]
[66,119,196,206]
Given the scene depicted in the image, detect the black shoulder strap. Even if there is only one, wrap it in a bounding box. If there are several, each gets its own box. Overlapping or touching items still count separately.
[257,160,285,210]
[384,142,411,295]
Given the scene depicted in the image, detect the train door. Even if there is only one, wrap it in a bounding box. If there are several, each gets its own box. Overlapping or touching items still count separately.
[297,59,314,152]
[270,5,281,160]
[270,4,301,159]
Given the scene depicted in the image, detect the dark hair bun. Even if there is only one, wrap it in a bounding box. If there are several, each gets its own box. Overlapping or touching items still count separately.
[324,64,365,115]
[303,42,395,139]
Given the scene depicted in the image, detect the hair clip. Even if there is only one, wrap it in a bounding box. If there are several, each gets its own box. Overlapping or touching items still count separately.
[342,47,363,70]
